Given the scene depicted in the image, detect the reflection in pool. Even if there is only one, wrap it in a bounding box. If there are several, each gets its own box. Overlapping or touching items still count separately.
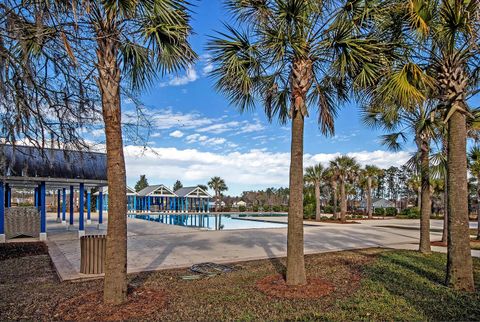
[127,213,287,230]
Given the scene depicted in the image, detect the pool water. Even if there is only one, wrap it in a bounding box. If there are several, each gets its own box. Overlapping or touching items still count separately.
[127,213,287,230]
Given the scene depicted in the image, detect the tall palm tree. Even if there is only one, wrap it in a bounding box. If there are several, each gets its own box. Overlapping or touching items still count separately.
[208,177,228,212]
[304,164,325,221]
[208,0,386,285]
[375,0,478,291]
[329,156,360,222]
[363,165,383,219]
[468,146,480,240]
[27,0,196,304]
[363,102,440,253]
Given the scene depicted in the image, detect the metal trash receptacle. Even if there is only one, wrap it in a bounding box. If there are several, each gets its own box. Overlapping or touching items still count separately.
[80,235,106,274]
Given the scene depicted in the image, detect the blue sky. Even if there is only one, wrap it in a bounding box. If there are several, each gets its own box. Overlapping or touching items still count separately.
[90,1,478,196]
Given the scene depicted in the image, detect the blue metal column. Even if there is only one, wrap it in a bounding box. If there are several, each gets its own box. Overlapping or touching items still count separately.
[87,189,91,223]
[57,189,61,222]
[34,187,38,207]
[79,183,85,237]
[5,184,10,208]
[98,191,103,226]
[148,196,151,212]
[69,186,74,227]
[186,198,189,213]
[40,181,46,240]
[133,196,137,212]
[62,188,66,223]
[0,182,5,242]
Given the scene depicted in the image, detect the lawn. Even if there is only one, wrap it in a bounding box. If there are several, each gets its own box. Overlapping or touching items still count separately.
[0,243,479,321]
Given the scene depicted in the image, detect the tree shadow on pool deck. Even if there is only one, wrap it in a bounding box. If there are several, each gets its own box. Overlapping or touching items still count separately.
[220,232,287,276]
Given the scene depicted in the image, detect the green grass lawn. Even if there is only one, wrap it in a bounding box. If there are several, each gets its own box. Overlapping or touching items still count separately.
[0,244,479,321]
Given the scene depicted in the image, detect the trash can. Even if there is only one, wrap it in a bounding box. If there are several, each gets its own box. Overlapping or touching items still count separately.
[80,235,106,274]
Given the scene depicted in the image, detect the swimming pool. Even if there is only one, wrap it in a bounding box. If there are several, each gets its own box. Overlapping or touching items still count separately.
[127,213,287,230]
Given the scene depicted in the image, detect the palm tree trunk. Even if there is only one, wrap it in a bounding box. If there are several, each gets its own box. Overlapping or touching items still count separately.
[417,186,421,210]
[442,136,448,243]
[215,191,219,212]
[367,178,372,219]
[286,107,306,285]
[477,175,480,240]
[286,58,311,286]
[419,139,431,253]
[332,182,338,220]
[442,185,448,243]
[340,180,346,223]
[315,182,321,221]
[446,109,474,291]
[97,36,128,304]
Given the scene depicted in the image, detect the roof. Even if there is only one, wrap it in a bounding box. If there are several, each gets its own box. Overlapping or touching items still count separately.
[175,186,212,198]
[137,184,176,197]
[94,186,136,195]
[372,198,395,207]
[0,144,107,185]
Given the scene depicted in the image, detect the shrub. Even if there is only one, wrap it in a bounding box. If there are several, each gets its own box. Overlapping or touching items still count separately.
[399,207,420,219]
[272,205,281,212]
[238,205,246,212]
[303,203,315,219]
[323,205,339,214]
[374,207,385,216]
[252,205,259,212]
[385,207,398,216]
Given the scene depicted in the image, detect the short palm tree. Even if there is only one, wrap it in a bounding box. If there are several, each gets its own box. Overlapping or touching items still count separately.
[329,156,360,222]
[363,102,440,253]
[324,167,339,220]
[304,164,325,221]
[407,174,422,209]
[208,0,387,286]
[363,165,383,219]
[208,177,228,212]
[468,146,480,240]
[374,0,478,291]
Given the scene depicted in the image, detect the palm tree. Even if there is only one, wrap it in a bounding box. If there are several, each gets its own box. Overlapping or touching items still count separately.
[304,164,325,221]
[468,146,480,240]
[208,1,386,285]
[375,0,478,291]
[363,102,440,253]
[324,167,339,220]
[329,156,360,222]
[407,175,422,209]
[363,165,383,219]
[208,177,228,212]
[32,1,196,304]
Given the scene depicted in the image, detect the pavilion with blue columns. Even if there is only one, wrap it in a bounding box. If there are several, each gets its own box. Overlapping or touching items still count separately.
[0,144,107,242]
[98,184,212,213]
[94,186,138,212]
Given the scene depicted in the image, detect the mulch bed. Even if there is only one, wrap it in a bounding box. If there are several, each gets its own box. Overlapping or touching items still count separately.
[431,241,448,247]
[256,274,336,299]
[54,287,167,321]
[0,242,48,261]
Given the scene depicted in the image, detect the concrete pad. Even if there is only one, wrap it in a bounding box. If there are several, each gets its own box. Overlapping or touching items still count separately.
[39,212,480,282]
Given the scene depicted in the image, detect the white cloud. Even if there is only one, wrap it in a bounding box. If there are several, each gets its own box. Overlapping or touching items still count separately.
[185,133,226,146]
[151,132,162,138]
[197,120,265,135]
[140,107,213,130]
[169,130,184,138]
[159,66,198,87]
[91,129,105,138]
[124,145,412,195]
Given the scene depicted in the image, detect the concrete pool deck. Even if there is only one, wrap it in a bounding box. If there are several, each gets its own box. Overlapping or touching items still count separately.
[33,213,480,281]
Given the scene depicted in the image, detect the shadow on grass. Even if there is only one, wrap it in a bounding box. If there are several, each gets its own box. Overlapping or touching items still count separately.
[365,250,480,321]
